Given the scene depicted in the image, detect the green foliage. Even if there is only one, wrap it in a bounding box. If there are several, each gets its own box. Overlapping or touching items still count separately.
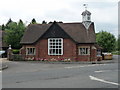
[5,18,13,29]
[0,24,5,30]
[2,24,5,30]
[112,51,120,55]
[42,20,47,24]
[31,18,37,24]
[12,49,20,54]
[4,19,26,49]
[116,35,120,51]
[96,31,116,52]
[0,25,2,30]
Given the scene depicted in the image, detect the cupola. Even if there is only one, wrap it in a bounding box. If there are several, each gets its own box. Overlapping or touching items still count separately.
[82,4,92,30]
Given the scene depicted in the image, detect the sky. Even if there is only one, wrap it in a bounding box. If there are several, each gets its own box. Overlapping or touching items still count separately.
[0,0,119,38]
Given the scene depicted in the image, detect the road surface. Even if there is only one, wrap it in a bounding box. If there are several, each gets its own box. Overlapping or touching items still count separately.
[2,55,119,88]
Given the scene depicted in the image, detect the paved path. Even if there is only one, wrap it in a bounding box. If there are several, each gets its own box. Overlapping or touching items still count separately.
[0,58,8,70]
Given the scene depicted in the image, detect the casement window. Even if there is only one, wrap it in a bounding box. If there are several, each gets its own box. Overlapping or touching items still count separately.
[48,38,63,55]
[79,46,90,55]
[26,47,36,55]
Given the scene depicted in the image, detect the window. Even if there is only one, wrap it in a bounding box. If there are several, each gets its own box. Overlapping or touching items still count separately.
[79,47,90,55]
[48,38,63,55]
[26,48,36,55]
[97,49,101,56]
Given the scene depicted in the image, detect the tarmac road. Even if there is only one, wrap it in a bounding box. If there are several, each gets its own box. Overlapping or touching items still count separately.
[2,55,119,88]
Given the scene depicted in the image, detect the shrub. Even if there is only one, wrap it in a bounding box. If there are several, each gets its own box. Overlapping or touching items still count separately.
[12,49,20,54]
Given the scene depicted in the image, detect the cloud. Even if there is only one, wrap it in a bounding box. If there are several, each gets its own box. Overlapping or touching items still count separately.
[91,5,118,24]
[0,0,118,38]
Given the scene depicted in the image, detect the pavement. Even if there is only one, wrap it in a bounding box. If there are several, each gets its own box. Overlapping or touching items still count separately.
[0,58,8,70]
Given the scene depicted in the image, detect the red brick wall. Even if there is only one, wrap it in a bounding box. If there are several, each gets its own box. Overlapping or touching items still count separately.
[21,39,97,61]
[76,44,97,61]
[90,46,97,61]
[35,39,77,61]
[20,45,36,60]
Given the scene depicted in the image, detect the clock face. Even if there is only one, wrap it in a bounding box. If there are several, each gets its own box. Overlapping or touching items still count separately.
[87,16,90,20]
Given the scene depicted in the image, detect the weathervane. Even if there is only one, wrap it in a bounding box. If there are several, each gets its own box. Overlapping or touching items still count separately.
[83,4,88,10]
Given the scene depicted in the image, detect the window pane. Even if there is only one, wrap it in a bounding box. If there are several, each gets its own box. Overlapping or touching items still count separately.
[59,49,61,54]
[56,49,58,54]
[27,48,29,54]
[83,48,85,54]
[53,40,55,42]
[80,48,82,55]
[50,49,53,54]
[27,48,35,55]
[50,46,53,48]
[53,49,55,54]
[86,48,88,54]
[59,39,61,42]
[79,47,90,55]
[59,46,61,48]
[29,48,32,54]
[56,40,58,42]
[59,43,61,45]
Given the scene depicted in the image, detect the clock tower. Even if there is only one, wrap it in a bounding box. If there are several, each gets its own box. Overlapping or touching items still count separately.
[82,4,92,30]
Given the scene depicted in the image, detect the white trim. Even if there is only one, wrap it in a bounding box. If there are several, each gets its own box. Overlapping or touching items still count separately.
[26,47,36,55]
[48,38,63,55]
[78,46,90,55]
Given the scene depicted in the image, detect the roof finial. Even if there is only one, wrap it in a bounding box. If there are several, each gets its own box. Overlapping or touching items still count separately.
[83,4,88,10]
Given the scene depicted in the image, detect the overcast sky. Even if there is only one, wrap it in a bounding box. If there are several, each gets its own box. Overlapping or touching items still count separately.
[0,0,119,38]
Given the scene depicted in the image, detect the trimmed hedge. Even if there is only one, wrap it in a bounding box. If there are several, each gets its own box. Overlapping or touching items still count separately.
[12,49,20,54]
[112,51,120,55]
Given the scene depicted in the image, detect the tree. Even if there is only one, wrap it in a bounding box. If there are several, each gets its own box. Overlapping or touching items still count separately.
[31,18,37,24]
[0,25,2,30]
[2,24,5,30]
[5,18,13,29]
[4,20,26,49]
[42,20,47,24]
[96,31,116,52]
[117,35,120,51]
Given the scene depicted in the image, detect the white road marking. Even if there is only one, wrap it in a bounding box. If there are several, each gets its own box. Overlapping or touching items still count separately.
[89,75,119,86]
[64,64,107,69]
[95,70,118,73]
[95,70,110,73]
[0,71,2,73]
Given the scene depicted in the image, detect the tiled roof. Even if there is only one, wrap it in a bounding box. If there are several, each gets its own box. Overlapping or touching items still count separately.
[20,22,96,44]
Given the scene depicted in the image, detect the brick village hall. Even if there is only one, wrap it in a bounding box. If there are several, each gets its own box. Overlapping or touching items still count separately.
[20,9,102,61]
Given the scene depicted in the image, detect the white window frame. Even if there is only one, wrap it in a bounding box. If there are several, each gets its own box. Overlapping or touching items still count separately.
[48,38,63,55]
[26,47,36,55]
[78,46,90,55]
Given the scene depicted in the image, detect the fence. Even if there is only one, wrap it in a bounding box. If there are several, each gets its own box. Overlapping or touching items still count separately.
[9,54,25,61]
